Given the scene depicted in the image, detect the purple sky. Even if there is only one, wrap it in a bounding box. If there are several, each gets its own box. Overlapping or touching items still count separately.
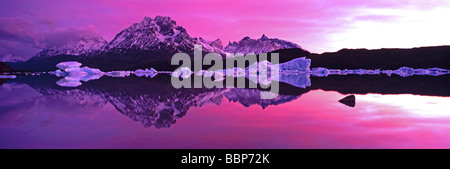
[1,0,450,61]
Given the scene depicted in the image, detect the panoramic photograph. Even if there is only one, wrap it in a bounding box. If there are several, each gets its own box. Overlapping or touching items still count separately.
[1,0,449,153]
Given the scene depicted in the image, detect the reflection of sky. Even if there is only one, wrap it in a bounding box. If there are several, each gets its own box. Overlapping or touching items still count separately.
[357,94,450,118]
[1,83,450,148]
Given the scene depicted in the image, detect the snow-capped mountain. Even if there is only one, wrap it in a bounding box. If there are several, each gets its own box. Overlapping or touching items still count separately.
[1,55,26,63]
[30,16,300,60]
[15,16,305,71]
[33,35,107,59]
[104,16,224,55]
[29,16,224,61]
[224,34,302,55]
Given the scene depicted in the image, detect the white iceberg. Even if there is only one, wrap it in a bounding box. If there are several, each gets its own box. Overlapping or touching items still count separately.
[50,69,66,77]
[172,67,192,79]
[279,57,311,72]
[203,70,214,77]
[413,69,429,75]
[353,69,368,75]
[53,61,104,87]
[235,67,246,77]
[339,69,350,75]
[393,67,414,77]
[135,68,158,78]
[195,70,206,76]
[214,71,225,81]
[56,61,82,71]
[382,70,393,76]
[367,69,381,75]
[311,67,329,77]
[328,69,341,75]
[427,68,450,76]
[225,68,234,76]
[223,67,245,77]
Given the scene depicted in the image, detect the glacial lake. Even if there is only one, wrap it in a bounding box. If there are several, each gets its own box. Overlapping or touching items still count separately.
[0,74,449,148]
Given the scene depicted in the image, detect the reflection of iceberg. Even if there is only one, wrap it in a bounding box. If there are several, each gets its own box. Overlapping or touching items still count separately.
[224,88,303,109]
[51,61,104,87]
[135,68,158,78]
[279,74,311,88]
[56,78,82,87]
[172,67,192,79]
[105,71,131,77]
[226,57,313,88]
[427,68,450,76]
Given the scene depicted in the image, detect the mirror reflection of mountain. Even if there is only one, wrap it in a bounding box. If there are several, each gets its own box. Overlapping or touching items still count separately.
[5,73,449,129]
[7,75,310,128]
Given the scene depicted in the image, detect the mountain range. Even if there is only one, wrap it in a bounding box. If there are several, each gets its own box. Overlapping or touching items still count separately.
[4,15,450,72]
[7,16,304,72]
[224,34,301,55]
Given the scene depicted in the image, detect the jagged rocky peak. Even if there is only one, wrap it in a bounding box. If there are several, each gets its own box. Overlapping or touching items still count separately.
[261,34,269,40]
[209,38,223,50]
[153,16,178,35]
[24,15,228,69]
[224,34,302,55]
[106,16,188,50]
[105,16,223,55]
[138,16,181,36]
[242,36,251,41]
[70,34,108,52]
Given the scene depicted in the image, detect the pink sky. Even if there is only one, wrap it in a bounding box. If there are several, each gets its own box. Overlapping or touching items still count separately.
[1,0,450,60]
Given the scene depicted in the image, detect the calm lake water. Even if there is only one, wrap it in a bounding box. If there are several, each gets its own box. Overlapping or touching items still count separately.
[0,74,449,148]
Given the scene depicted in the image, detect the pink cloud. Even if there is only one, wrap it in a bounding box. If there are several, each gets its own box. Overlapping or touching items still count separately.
[0,17,102,60]
[0,17,41,46]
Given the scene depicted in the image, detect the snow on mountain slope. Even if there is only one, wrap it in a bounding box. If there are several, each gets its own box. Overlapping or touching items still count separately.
[23,16,306,71]
[224,34,302,55]
[105,16,224,55]
[30,16,225,62]
[33,35,107,59]
[1,55,26,63]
